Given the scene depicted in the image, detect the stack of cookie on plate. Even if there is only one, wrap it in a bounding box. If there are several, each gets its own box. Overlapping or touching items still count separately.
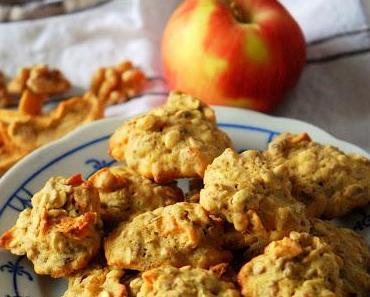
[1,91,369,297]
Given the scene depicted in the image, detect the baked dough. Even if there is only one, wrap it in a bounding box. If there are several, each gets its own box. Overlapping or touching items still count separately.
[104,202,231,271]
[89,164,183,225]
[108,91,232,183]
[267,133,370,218]
[0,174,102,277]
[310,219,370,297]
[62,265,127,297]
[200,148,309,253]
[238,232,344,297]
[130,265,240,297]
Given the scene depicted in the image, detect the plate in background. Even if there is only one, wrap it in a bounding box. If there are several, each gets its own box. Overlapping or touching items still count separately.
[0,0,110,22]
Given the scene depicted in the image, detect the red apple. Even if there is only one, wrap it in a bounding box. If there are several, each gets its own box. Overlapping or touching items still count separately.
[161,0,306,112]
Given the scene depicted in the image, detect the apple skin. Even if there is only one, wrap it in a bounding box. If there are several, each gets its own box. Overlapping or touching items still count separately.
[161,0,306,112]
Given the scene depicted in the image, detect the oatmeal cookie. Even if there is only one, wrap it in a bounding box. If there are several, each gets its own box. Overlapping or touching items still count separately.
[267,133,370,218]
[0,174,102,277]
[89,164,183,224]
[0,207,31,255]
[108,91,232,183]
[310,219,370,297]
[62,265,127,297]
[200,149,309,253]
[238,232,344,297]
[129,265,240,297]
[104,202,231,271]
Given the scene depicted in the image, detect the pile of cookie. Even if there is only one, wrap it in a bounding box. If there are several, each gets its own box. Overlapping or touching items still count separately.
[1,92,369,297]
[0,61,146,176]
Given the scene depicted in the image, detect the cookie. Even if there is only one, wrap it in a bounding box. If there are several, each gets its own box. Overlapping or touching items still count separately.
[267,133,370,218]
[130,265,240,297]
[62,265,127,297]
[104,202,231,271]
[108,91,232,183]
[89,164,183,225]
[310,219,370,297]
[0,207,31,255]
[200,148,309,253]
[238,232,344,297]
[0,174,102,277]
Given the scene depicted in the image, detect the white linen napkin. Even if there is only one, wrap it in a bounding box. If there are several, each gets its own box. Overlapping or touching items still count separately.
[0,0,369,150]
[277,0,370,152]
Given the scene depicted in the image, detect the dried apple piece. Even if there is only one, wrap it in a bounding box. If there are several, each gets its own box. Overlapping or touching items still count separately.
[8,92,103,149]
[0,71,12,107]
[0,92,103,176]
[0,122,29,176]
[18,89,46,116]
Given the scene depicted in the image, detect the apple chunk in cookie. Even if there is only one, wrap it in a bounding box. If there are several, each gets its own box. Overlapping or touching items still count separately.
[104,202,231,271]
[199,148,309,254]
[0,174,102,278]
[130,265,241,297]
[266,133,370,218]
[89,164,183,225]
[108,91,232,183]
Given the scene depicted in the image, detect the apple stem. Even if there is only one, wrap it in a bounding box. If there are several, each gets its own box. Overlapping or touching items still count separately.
[226,0,249,23]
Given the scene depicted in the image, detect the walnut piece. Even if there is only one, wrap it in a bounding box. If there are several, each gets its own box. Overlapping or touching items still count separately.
[7,64,71,96]
[90,60,147,106]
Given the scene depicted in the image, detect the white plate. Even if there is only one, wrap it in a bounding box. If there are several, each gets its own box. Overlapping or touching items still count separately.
[0,106,369,297]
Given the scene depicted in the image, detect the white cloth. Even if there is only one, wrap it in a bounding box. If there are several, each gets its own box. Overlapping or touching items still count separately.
[0,0,369,150]
[277,0,370,151]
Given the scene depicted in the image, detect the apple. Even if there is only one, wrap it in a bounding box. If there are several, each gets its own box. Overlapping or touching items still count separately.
[161,0,306,112]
